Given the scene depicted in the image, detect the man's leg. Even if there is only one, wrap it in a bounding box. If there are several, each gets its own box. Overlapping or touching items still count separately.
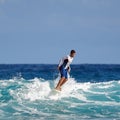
[59,70,68,87]
[59,78,67,87]
[55,77,65,91]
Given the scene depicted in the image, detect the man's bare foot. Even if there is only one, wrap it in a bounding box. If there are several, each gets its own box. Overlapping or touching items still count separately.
[55,87,61,91]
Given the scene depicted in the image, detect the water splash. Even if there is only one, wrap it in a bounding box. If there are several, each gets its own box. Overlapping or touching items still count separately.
[0,77,120,120]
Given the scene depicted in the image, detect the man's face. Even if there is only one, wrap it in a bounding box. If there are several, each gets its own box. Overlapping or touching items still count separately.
[71,53,76,57]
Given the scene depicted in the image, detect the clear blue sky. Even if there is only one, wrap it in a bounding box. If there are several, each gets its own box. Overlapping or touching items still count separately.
[0,0,120,64]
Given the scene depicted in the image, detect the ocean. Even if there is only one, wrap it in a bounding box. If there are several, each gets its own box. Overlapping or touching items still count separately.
[0,64,120,120]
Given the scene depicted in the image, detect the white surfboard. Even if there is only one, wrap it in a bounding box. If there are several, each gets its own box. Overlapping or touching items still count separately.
[48,89,61,100]
[50,89,61,95]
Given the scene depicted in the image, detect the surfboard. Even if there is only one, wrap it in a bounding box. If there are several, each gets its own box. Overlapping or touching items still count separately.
[48,89,61,100]
[50,89,61,95]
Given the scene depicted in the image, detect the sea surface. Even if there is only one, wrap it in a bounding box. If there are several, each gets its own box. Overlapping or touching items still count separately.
[0,64,120,120]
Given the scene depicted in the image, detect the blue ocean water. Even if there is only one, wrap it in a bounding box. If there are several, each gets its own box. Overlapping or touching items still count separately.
[0,64,120,120]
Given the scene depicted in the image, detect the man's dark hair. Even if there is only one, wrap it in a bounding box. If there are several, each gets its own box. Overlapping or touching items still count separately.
[70,50,76,54]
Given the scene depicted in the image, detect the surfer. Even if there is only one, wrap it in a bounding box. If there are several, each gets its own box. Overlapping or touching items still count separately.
[55,50,76,91]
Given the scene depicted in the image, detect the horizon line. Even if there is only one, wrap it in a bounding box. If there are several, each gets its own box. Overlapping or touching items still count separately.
[0,63,120,65]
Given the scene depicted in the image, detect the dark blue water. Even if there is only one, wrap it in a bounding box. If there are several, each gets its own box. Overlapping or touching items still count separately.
[0,64,120,81]
[0,64,120,120]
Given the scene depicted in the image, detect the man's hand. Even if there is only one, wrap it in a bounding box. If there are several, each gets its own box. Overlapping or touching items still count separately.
[67,66,71,73]
[57,66,60,71]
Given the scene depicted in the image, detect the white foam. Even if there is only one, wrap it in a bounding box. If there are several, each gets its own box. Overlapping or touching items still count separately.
[1,77,120,120]
[118,81,120,84]
[7,77,120,103]
[13,78,51,101]
[8,77,89,101]
[93,101,120,106]
[97,84,114,89]
[49,77,89,101]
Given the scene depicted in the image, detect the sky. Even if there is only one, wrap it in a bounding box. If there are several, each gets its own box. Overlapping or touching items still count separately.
[0,0,120,64]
